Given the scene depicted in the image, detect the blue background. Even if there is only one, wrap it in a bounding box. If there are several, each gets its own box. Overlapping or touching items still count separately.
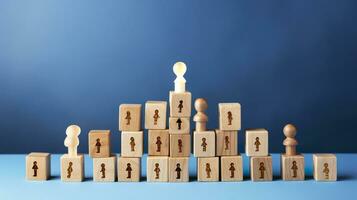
[0,0,356,153]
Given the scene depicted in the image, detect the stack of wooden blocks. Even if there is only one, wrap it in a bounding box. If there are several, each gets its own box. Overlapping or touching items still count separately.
[246,128,272,181]
[145,101,170,182]
[166,89,192,182]
[89,129,115,182]
[118,104,143,182]
[193,98,218,181]
[216,103,242,181]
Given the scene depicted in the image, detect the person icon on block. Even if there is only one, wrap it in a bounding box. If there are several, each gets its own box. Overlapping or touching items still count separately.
[178,139,183,153]
[125,111,131,125]
[224,136,230,150]
[32,161,38,177]
[323,163,329,179]
[130,137,136,152]
[291,161,298,178]
[100,163,106,178]
[95,138,101,153]
[154,163,160,179]
[175,163,182,179]
[176,118,182,130]
[227,111,233,125]
[67,162,73,178]
[126,163,132,179]
[201,138,207,152]
[259,162,265,179]
[205,163,211,178]
[229,163,235,178]
[153,110,160,125]
[254,137,261,152]
[178,100,183,113]
[156,136,162,152]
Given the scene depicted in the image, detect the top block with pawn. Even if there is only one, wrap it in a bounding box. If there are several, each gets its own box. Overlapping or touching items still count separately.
[170,62,192,117]
[119,104,142,131]
[219,103,241,131]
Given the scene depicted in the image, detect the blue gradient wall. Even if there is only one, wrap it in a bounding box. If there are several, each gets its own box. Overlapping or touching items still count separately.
[0,0,356,153]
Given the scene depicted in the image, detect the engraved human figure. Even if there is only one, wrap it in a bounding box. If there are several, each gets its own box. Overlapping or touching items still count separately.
[156,136,162,152]
[130,137,136,152]
[100,163,106,178]
[153,109,160,125]
[178,139,183,153]
[224,136,230,150]
[227,111,233,125]
[201,138,207,152]
[175,163,182,179]
[95,138,101,153]
[154,163,160,179]
[126,163,132,179]
[291,161,298,178]
[125,111,131,125]
[67,162,73,178]
[32,161,38,177]
[254,137,261,152]
[229,163,235,178]
[178,100,183,113]
[323,163,329,179]
[176,118,182,130]
[259,162,265,179]
[205,163,211,178]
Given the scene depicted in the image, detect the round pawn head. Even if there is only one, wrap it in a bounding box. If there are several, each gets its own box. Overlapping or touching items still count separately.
[194,98,208,112]
[173,62,187,77]
[283,124,297,138]
[66,125,81,137]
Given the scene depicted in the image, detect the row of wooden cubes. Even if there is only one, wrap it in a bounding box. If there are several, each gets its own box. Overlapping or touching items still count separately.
[118,98,241,132]
[26,153,337,182]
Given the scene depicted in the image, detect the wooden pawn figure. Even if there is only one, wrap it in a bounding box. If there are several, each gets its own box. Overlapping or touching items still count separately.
[64,125,81,157]
[283,124,298,156]
[193,98,208,132]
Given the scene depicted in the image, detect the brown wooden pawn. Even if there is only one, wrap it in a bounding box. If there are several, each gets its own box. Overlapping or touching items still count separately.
[193,98,208,132]
[283,124,298,156]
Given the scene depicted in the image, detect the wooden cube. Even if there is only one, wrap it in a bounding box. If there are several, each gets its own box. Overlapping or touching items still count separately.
[250,155,273,181]
[215,130,237,156]
[148,129,169,156]
[93,156,116,182]
[119,104,141,131]
[117,156,140,182]
[197,157,219,182]
[121,131,143,157]
[168,157,189,182]
[88,130,111,158]
[147,156,169,182]
[193,131,215,157]
[145,101,167,130]
[313,154,337,181]
[221,155,243,182]
[60,154,84,182]
[218,103,241,131]
[26,152,51,181]
[281,154,305,181]
[169,117,190,134]
[170,134,191,157]
[169,91,192,117]
[245,129,268,157]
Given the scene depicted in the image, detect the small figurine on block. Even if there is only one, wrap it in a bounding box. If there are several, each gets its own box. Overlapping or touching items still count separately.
[61,124,84,182]
[281,124,305,181]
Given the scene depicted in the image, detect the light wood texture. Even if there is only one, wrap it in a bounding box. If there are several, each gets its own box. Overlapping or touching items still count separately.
[197,157,219,182]
[221,155,243,182]
[121,131,143,157]
[250,155,273,181]
[169,117,190,134]
[60,154,84,182]
[145,101,167,130]
[93,156,116,182]
[218,103,241,131]
[215,130,238,156]
[117,156,140,182]
[119,104,141,131]
[64,125,81,157]
[283,124,298,156]
[26,152,51,181]
[170,134,191,157]
[193,98,208,132]
[281,154,305,181]
[193,131,215,157]
[88,130,111,158]
[168,157,189,182]
[169,91,192,117]
[245,129,268,157]
[313,154,337,181]
[147,156,169,182]
[148,129,169,156]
